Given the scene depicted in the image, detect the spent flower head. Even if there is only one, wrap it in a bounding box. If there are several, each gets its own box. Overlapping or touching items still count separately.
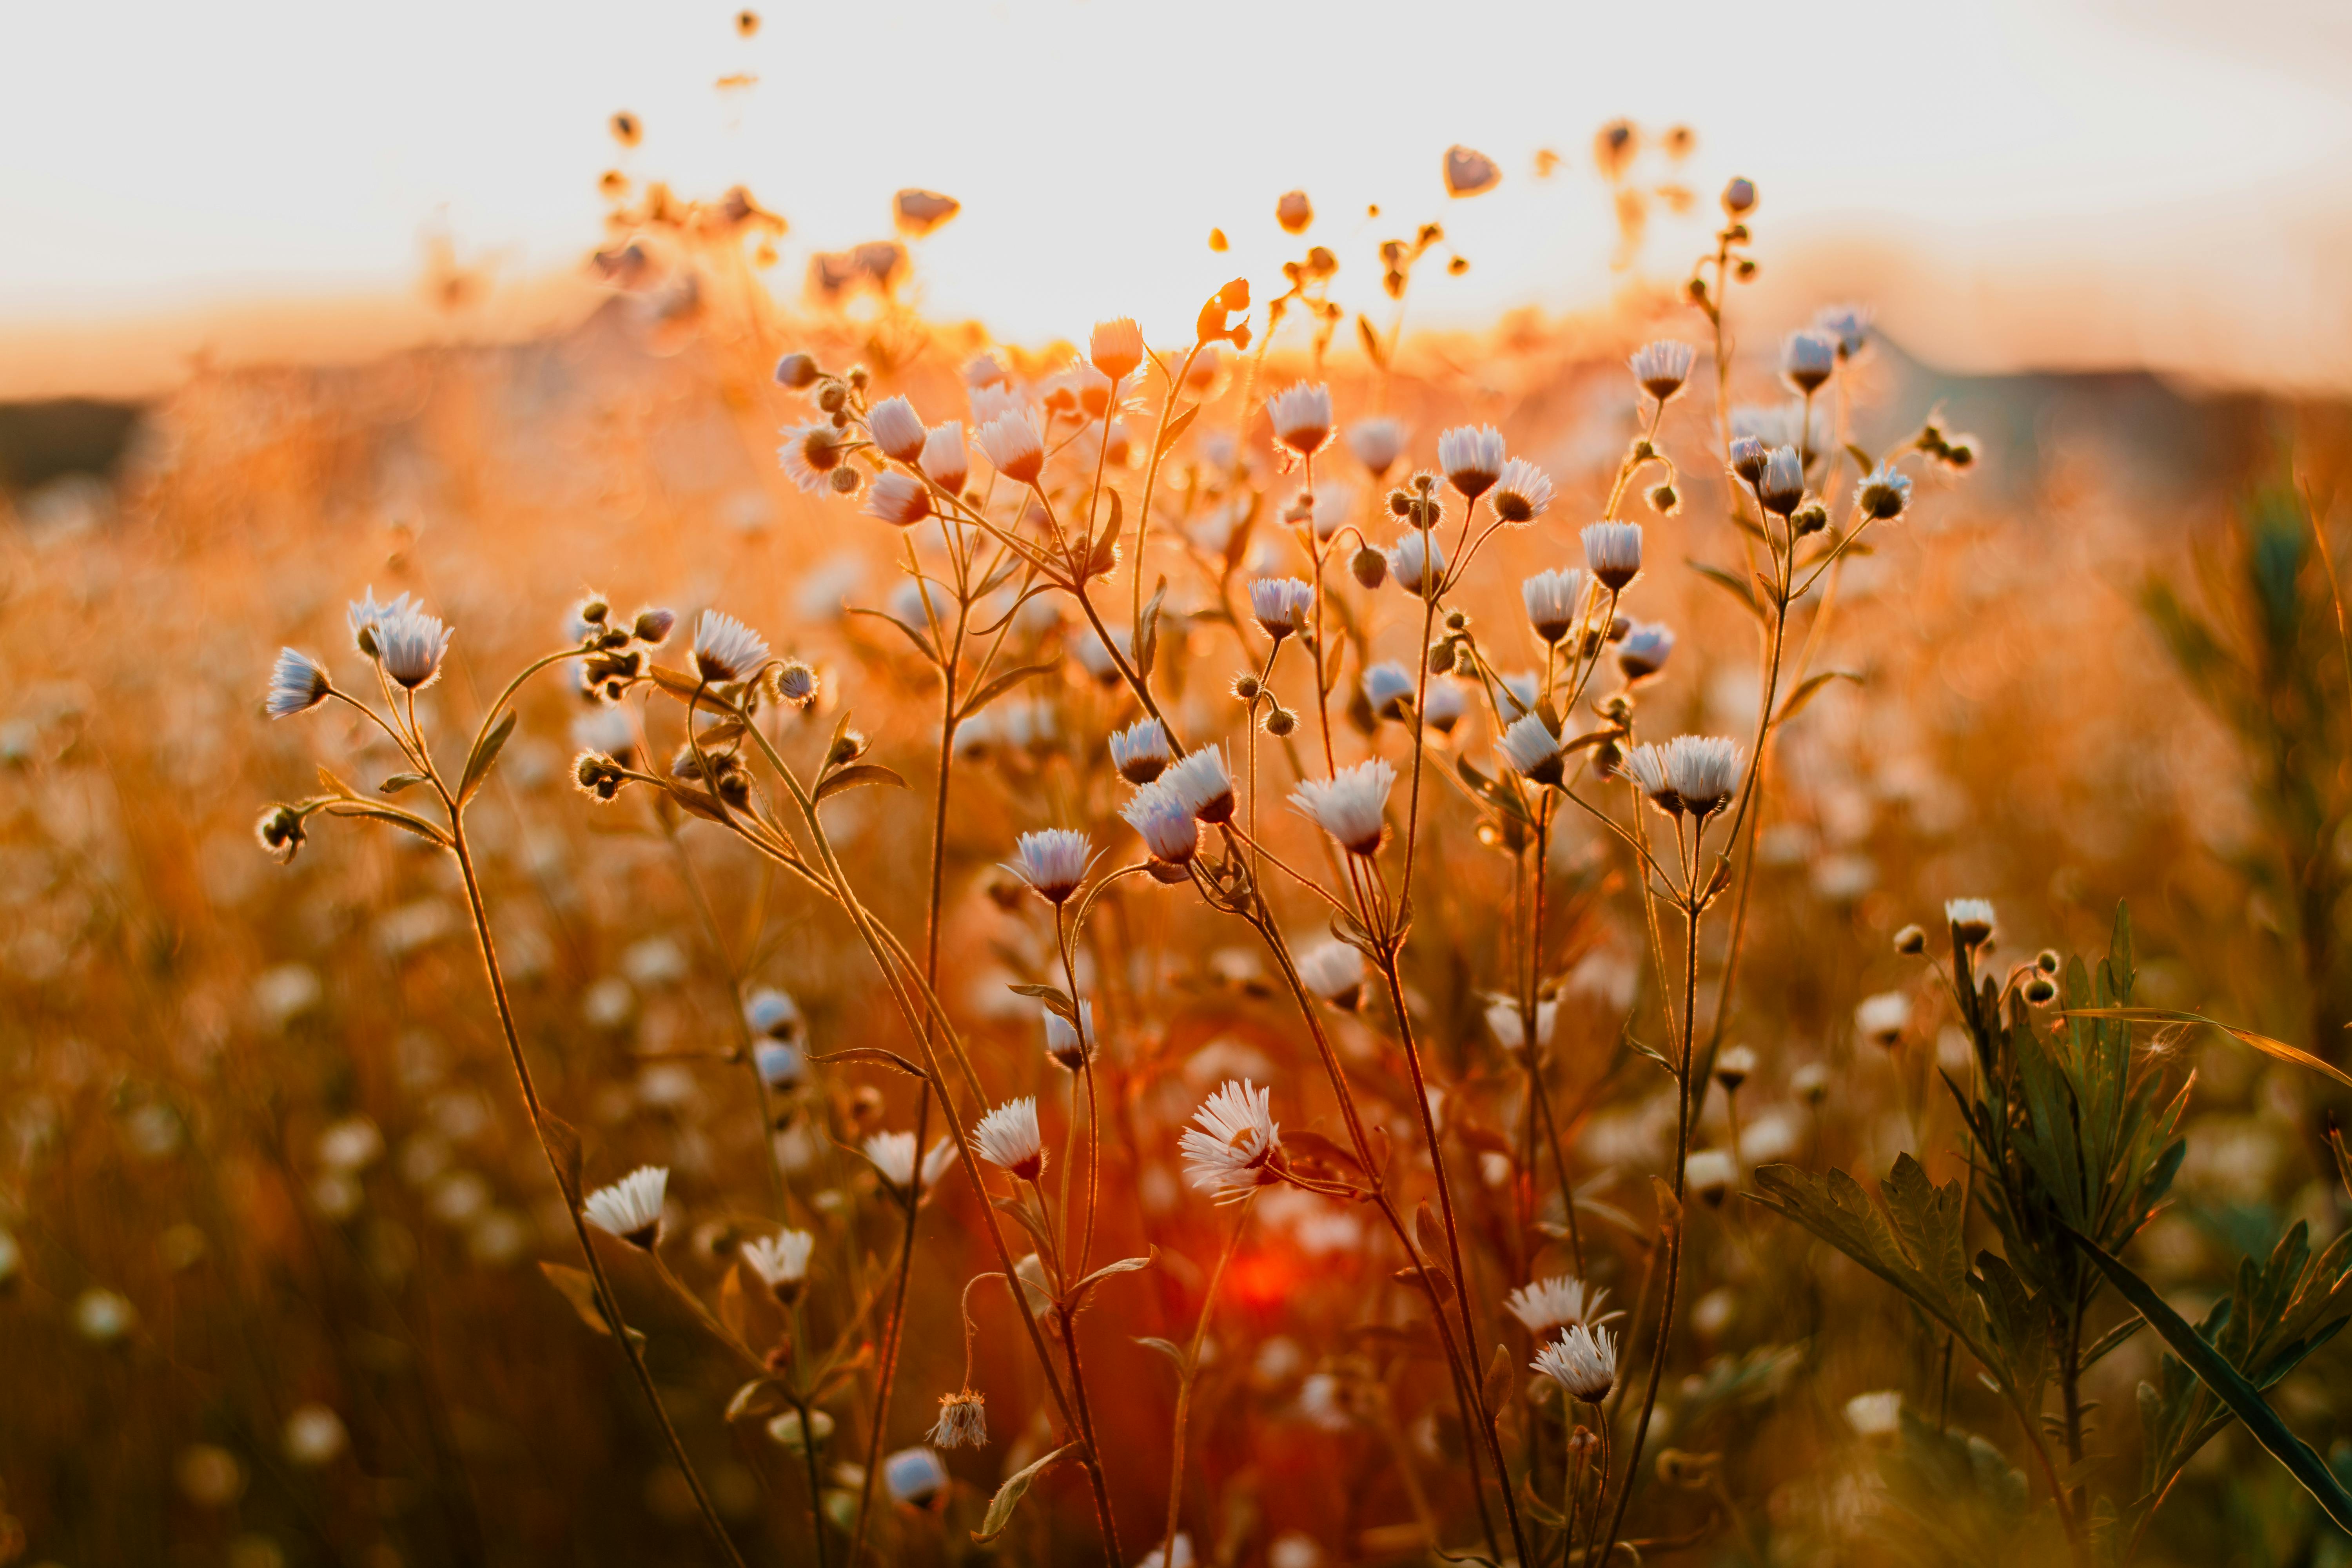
[929,1389,989,1450]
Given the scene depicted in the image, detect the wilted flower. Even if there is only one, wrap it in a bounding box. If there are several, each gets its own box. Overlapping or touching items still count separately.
[584,1166,668,1249]
[1291,759,1395,856]
[266,648,330,718]
[1532,1323,1617,1402]
[1164,746,1236,824]
[778,421,848,493]
[1781,330,1837,394]
[1296,941,1365,1010]
[1180,1079,1283,1202]
[883,1445,949,1505]
[375,603,452,690]
[1346,417,1406,477]
[1387,530,1447,595]
[1003,828,1094,904]
[1122,779,1200,866]
[1617,621,1675,681]
[920,421,969,493]
[863,471,932,526]
[929,1389,989,1450]
[693,610,769,682]
[976,410,1047,485]
[1250,576,1316,639]
[974,1098,1046,1181]
[1110,717,1172,784]
[1628,340,1697,403]
[866,395,927,463]
[1497,714,1564,786]
[1437,425,1507,500]
[773,659,818,705]
[1857,465,1913,521]
[1267,383,1334,459]
[1491,457,1553,524]
[1362,660,1416,722]
[1856,991,1913,1046]
[1581,522,1643,590]
[741,1229,815,1302]
[1506,1274,1613,1337]
[1043,1001,1097,1069]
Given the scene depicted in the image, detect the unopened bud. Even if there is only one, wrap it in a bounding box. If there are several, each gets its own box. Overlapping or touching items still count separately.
[816,383,847,413]
[633,608,676,645]
[1791,500,1828,536]
[774,352,821,389]
[1351,546,1388,589]
[1264,706,1297,737]
[1894,924,1927,956]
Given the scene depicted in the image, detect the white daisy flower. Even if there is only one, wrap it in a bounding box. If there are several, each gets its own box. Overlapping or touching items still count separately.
[1422,678,1468,735]
[1845,1389,1903,1439]
[973,1097,1045,1181]
[1531,1323,1617,1402]
[1002,828,1094,904]
[1855,990,1913,1046]
[1346,417,1406,478]
[741,1229,815,1301]
[1580,522,1643,590]
[1437,424,1507,500]
[1756,445,1805,516]
[1685,1148,1737,1205]
[1943,898,1996,946]
[1043,1000,1097,1070]
[865,1132,956,1196]
[347,586,413,656]
[1109,717,1172,784]
[1362,660,1416,722]
[1485,996,1559,1052]
[866,395,928,463]
[1781,329,1837,394]
[1616,621,1675,682]
[778,421,848,494]
[1387,530,1447,596]
[920,421,969,495]
[755,1041,805,1090]
[976,410,1046,485]
[1491,457,1553,524]
[1180,1079,1282,1203]
[1122,779,1200,866]
[693,610,770,682]
[862,471,932,527]
[969,381,1026,427]
[1308,482,1356,542]
[1497,714,1564,786]
[745,987,802,1039]
[1295,941,1365,1010]
[1249,576,1316,640]
[1266,382,1334,458]
[1628,340,1697,403]
[1496,670,1541,722]
[1660,735,1742,817]
[1290,758,1395,857]
[1072,622,1131,685]
[375,603,453,691]
[1521,568,1589,646]
[266,648,330,718]
[1505,1274,1613,1336]
[584,1165,668,1249]
[1089,317,1145,381]
[1163,745,1236,824]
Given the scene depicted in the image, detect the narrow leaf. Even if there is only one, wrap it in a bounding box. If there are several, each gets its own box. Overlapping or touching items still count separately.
[1356,313,1388,370]
[973,1442,1076,1544]
[459,710,518,802]
[378,772,428,795]
[1415,1202,1447,1263]
[542,1114,585,1208]
[1154,403,1199,462]
[814,763,908,804]
[1134,1336,1191,1376]
[2061,1008,2352,1093]
[539,1261,645,1345]
[959,661,1060,721]
[1771,669,1861,729]
[1482,1342,1515,1423]
[808,1046,931,1079]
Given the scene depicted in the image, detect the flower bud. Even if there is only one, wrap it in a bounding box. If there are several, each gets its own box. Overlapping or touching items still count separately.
[633,608,676,645]
[1351,546,1388,589]
[1264,706,1297,737]
[774,352,821,389]
[1791,500,1828,536]
[1893,924,1927,956]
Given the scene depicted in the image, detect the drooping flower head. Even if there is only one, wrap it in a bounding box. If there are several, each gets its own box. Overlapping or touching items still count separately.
[266,648,330,719]
[1491,457,1553,524]
[1002,828,1094,904]
[1109,717,1172,784]
[863,471,932,526]
[1266,382,1334,459]
[1346,417,1406,478]
[1179,1079,1283,1203]
[1581,522,1643,591]
[1781,330,1837,394]
[1249,576,1316,641]
[1163,745,1236,824]
[866,395,928,463]
[1506,1274,1614,1337]
[1089,317,1145,381]
[1291,758,1396,857]
[741,1229,816,1303]
[778,421,849,493]
[928,1389,989,1450]
[1532,1323,1618,1402]
[974,1097,1046,1182]
[375,602,453,691]
[583,1166,668,1249]
[693,610,769,682]
[1628,339,1697,403]
[920,421,969,494]
[1122,779,1200,866]
[976,410,1047,485]
[1521,568,1589,645]
[1043,1000,1097,1069]
[1437,425,1507,501]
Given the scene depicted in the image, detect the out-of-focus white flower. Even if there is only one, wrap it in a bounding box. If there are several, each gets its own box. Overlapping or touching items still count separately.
[1617,621,1675,682]
[284,1404,348,1466]
[1844,1390,1903,1439]
[1581,522,1643,590]
[1109,717,1172,784]
[1296,941,1365,1010]
[1628,340,1697,403]
[976,410,1047,485]
[1269,1532,1323,1568]
[1497,670,1541,721]
[929,1389,989,1450]
[1437,425,1507,500]
[1164,746,1236,824]
[1089,317,1145,381]
[73,1287,135,1343]
[1944,898,1997,946]
[1346,417,1406,477]
[741,1229,815,1301]
[1685,1148,1736,1204]
[1072,622,1131,685]
[1387,530,1447,595]
[1266,383,1334,458]
[883,1445,949,1505]
[1781,330,1837,394]
[1180,1079,1283,1202]
[1856,991,1913,1046]
[266,649,330,718]
[1497,715,1564,786]
[866,395,928,463]
[347,587,412,655]
[1250,576,1316,640]
[1292,759,1396,857]
[1003,828,1094,904]
[1362,660,1416,722]
[1305,482,1355,543]
[746,987,802,1039]
[1122,779,1200,866]
[1814,303,1873,360]
[584,1166,668,1248]
[1422,678,1468,735]
[1532,1323,1618,1402]
[317,1116,383,1172]
[1522,568,1589,645]
[1491,457,1553,524]
[1505,1274,1614,1336]
[1485,995,1559,1051]
[1139,1532,1197,1568]
[778,421,848,493]
[693,610,769,682]
[1044,1000,1097,1069]
[862,471,932,526]
[375,603,452,690]
[974,1097,1046,1181]
[865,1132,956,1196]
[1713,1044,1759,1091]
[1757,445,1805,515]
[920,421,969,494]
[969,381,1026,427]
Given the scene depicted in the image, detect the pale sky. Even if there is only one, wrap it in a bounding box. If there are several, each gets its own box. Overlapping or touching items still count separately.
[4,0,2350,392]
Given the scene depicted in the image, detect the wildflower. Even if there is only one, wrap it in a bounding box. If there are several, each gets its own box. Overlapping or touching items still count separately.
[633,607,676,645]
[1628,340,1697,403]
[693,610,769,682]
[1292,758,1395,856]
[1347,417,1406,477]
[1723,176,1758,216]
[1616,621,1675,681]
[1660,735,1742,817]
[1109,717,1172,784]
[74,1287,135,1343]
[1387,529,1447,595]
[1844,1390,1902,1440]
[773,659,818,705]
[584,1166,668,1249]
[1685,1149,1736,1205]
[1307,483,1355,542]
[778,421,848,493]
[755,1041,805,1090]
[862,471,932,526]
[920,421,969,494]
[1532,1323,1618,1402]
[866,396,927,463]
[1437,425,1507,501]
[1296,941,1365,1010]
[346,586,412,657]
[773,351,821,388]
[1793,1062,1830,1103]
[1044,1001,1097,1069]
[266,649,330,718]
[256,804,307,862]
[1491,457,1553,524]
[1856,991,1912,1047]
[866,1132,955,1196]
[283,1404,348,1466]
[1506,1275,1613,1336]
[1944,898,1996,947]
[883,1445,949,1506]
[1624,744,1675,812]
[1180,1079,1283,1202]
[1713,1044,1758,1092]
[1485,995,1559,1051]
[1756,446,1805,516]
[1497,714,1564,786]
[976,410,1046,485]
[1781,330,1836,394]
[1163,745,1236,824]
[1728,435,1770,488]
[974,1098,1046,1181]
[741,1229,815,1303]
[1363,660,1416,721]
[1422,678,1468,735]
[1581,522,1643,590]
[1497,670,1541,721]
[1814,303,1872,359]
[1071,623,1129,684]
[1123,779,1200,867]
[375,603,452,690]
[1857,465,1912,521]
[1250,576,1316,640]
[1003,828,1094,904]
[745,991,803,1045]
[1275,189,1313,233]
[1522,568,1588,645]
[929,1389,989,1450]
[1894,923,1928,956]
[1266,383,1334,459]
[1090,317,1145,381]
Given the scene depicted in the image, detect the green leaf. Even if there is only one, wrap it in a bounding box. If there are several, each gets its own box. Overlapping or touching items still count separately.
[813,763,908,804]
[459,710,518,802]
[1771,669,1861,730]
[2066,1223,2352,1533]
[971,1441,1076,1544]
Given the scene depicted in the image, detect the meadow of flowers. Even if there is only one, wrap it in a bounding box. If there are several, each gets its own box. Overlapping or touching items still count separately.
[4,120,2352,1568]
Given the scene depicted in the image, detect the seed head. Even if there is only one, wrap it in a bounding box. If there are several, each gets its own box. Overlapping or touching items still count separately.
[928,1390,989,1450]
[1857,465,1913,521]
[256,804,307,862]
